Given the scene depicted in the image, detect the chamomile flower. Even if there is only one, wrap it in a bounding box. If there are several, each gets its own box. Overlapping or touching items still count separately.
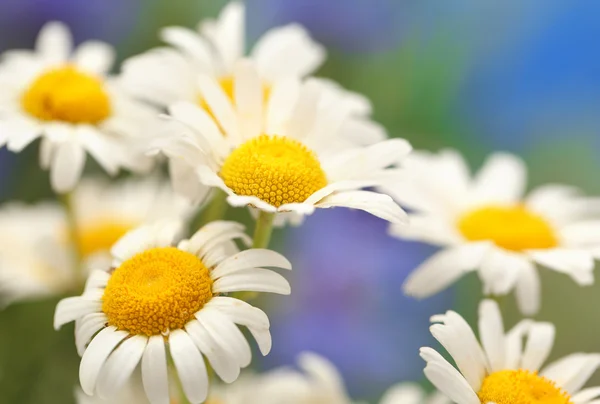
[386,150,600,314]
[379,383,450,404]
[0,178,191,307]
[0,22,157,192]
[422,299,600,404]
[152,61,408,224]
[120,1,324,111]
[54,220,291,404]
[0,203,72,306]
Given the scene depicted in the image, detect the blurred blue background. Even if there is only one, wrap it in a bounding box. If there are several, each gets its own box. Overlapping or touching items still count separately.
[1,1,600,402]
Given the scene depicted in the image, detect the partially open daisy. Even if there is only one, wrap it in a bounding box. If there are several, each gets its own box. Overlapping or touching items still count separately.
[0,22,156,192]
[379,383,450,404]
[152,61,408,224]
[422,299,600,404]
[120,1,324,112]
[385,150,600,314]
[55,220,291,404]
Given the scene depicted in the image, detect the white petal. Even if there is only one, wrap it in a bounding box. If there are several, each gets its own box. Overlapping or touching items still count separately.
[542,354,600,394]
[142,335,170,404]
[5,121,42,152]
[234,59,262,140]
[472,152,526,204]
[185,221,245,255]
[51,142,86,193]
[201,1,244,72]
[212,249,291,279]
[504,320,532,369]
[420,347,480,404]
[205,297,270,329]
[252,24,325,80]
[528,249,595,285]
[54,296,102,330]
[73,41,115,74]
[429,312,487,390]
[315,190,407,224]
[265,77,301,132]
[403,243,489,298]
[83,270,110,292]
[79,326,129,395]
[478,299,505,372]
[196,75,238,139]
[521,322,555,371]
[479,248,530,296]
[572,387,600,404]
[160,27,213,72]
[168,159,211,204]
[389,213,462,246]
[169,329,208,403]
[379,383,424,404]
[75,313,108,356]
[213,268,290,295]
[96,335,147,399]
[184,319,240,383]
[36,21,72,63]
[195,308,252,368]
[514,263,541,316]
[286,81,319,140]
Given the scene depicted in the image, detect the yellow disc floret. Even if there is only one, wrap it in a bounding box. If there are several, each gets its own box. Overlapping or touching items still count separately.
[458,205,558,251]
[21,66,111,124]
[220,135,328,207]
[478,370,572,404]
[76,220,137,257]
[102,247,213,336]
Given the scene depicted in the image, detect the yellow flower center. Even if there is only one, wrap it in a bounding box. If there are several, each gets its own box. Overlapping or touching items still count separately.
[478,370,572,404]
[21,66,111,124]
[220,135,328,207]
[76,220,137,257]
[102,247,213,336]
[458,205,558,251]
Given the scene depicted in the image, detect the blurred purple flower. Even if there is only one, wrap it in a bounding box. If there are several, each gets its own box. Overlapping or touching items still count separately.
[262,209,453,398]
[247,0,407,53]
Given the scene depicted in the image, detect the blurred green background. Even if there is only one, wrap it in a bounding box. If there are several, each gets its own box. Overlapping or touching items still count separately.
[1,0,600,402]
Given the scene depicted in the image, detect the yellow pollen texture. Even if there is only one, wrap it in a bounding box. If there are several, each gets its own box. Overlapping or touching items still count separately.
[220,135,328,207]
[102,247,213,336]
[478,370,572,404]
[21,66,111,124]
[458,205,558,251]
[76,220,137,257]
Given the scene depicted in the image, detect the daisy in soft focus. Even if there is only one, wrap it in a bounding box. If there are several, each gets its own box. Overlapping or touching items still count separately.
[152,61,409,224]
[0,178,191,307]
[422,299,600,404]
[0,203,72,306]
[54,220,291,404]
[120,2,324,111]
[0,22,156,192]
[386,150,600,314]
[379,383,450,404]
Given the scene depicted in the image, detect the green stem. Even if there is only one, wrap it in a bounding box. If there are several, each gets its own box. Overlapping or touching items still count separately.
[252,211,275,249]
[190,190,228,231]
[60,192,84,285]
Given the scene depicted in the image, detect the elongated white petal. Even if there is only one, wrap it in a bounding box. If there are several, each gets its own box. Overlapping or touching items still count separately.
[73,41,115,74]
[51,142,86,193]
[160,27,213,72]
[75,313,108,356]
[213,268,290,295]
[197,75,238,139]
[36,21,72,63]
[185,319,240,383]
[206,297,270,329]
[572,387,600,404]
[170,329,208,403]
[542,353,600,394]
[515,263,541,316]
[142,335,170,404]
[234,59,262,140]
[79,326,128,395]
[84,270,110,292]
[403,243,489,298]
[96,335,147,399]
[479,248,529,296]
[212,249,291,279]
[521,322,555,371]
[478,299,505,372]
[315,191,407,225]
[196,308,252,368]
[54,297,102,330]
[472,152,526,204]
[420,347,480,404]
[504,320,532,370]
[528,249,595,285]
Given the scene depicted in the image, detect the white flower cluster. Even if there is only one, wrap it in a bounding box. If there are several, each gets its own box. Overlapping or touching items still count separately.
[0,2,599,404]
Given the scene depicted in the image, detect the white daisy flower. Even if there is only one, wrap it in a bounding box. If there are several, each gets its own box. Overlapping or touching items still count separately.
[0,22,157,192]
[379,383,450,404]
[386,150,600,315]
[0,178,191,307]
[422,299,600,404]
[0,203,72,306]
[120,1,325,111]
[54,220,291,404]
[152,61,409,224]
